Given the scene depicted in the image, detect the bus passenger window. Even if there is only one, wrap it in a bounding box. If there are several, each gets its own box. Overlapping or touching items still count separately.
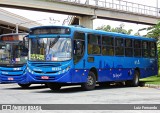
[134,40,141,57]
[142,41,149,57]
[115,38,124,56]
[125,39,133,57]
[102,46,114,56]
[92,45,100,54]
[150,42,156,57]
[88,44,92,54]
[88,34,101,55]
[102,36,114,56]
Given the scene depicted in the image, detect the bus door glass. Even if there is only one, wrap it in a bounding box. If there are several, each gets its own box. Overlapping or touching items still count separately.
[73,32,85,64]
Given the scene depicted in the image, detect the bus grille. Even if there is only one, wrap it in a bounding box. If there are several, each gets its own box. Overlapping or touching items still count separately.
[33,71,58,74]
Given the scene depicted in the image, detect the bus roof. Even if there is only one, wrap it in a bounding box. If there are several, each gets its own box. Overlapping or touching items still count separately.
[29,25,156,42]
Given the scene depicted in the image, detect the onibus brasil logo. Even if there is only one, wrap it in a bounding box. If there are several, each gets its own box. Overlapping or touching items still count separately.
[1,105,42,111]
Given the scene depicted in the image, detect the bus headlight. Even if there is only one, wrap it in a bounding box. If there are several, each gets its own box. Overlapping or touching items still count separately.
[57,66,70,75]
[58,72,61,75]
[66,66,70,71]
[27,67,34,74]
[62,66,70,73]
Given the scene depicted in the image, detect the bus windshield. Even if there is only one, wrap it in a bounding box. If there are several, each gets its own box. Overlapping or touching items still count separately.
[0,41,28,65]
[29,38,72,61]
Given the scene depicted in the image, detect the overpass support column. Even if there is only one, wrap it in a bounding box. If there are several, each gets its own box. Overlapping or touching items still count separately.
[79,16,96,29]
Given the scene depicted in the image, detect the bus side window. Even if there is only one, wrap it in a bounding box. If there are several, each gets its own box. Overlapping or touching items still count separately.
[125,39,133,57]
[142,41,149,57]
[87,34,101,55]
[134,40,141,57]
[115,38,124,56]
[102,35,114,56]
[88,44,92,54]
[150,42,156,57]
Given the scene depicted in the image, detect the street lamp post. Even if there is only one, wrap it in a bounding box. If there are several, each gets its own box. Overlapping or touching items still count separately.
[16,23,18,33]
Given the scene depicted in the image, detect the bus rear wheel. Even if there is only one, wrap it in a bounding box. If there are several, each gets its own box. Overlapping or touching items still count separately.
[18,83,31,89]
[47,83,61,91]
[81,72,96,90]
[126,70,140,87]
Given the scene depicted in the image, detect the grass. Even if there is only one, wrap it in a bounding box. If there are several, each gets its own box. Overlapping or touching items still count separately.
[140,75,160,85]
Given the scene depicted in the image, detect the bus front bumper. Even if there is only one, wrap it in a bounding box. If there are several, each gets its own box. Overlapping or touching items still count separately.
[0,74,26,84]
[25,71,72,84]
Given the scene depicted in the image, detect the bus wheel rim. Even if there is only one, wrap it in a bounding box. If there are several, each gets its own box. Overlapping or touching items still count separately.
[87,76,94,86]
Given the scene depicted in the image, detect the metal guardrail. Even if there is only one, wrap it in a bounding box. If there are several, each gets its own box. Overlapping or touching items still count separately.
[57,0,160,25]
[59,0,160,17]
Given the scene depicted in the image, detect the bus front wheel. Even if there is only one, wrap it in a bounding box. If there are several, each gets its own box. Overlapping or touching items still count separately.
[18,83,31,89]
[126,70,140,87]
[81,72,96,90]
[47,83,61,91]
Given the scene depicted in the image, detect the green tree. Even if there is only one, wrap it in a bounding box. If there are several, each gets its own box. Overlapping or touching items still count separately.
[134,31,141,36]
[96,24,133,35]
[138,21,160,41]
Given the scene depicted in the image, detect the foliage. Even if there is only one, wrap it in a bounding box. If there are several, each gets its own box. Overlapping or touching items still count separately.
[96,24,133,34]
[134,31,141,36]
[140,75,160,85]
[138,21,160,40]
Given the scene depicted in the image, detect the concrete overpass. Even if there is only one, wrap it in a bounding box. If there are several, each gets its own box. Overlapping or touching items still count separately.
[0,8,41,34]
[0,0,160,28]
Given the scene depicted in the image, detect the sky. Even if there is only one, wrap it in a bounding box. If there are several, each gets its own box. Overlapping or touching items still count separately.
[1,0,159,35]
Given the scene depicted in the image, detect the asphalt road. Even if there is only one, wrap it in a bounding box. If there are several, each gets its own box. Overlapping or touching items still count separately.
[0,83,160,113]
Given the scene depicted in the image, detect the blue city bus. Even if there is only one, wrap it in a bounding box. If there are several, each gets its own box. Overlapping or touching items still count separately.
[26,25,158,90]
[0,33,31,88]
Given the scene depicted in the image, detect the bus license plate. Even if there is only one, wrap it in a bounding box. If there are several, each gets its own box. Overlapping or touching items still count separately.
[41,76,49,80]
[8,77,14,80]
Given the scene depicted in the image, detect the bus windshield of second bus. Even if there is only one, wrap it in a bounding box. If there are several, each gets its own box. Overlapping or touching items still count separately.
[0,34,28,65]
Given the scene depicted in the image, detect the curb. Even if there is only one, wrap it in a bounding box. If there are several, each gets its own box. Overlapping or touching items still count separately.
[144,84,160,89]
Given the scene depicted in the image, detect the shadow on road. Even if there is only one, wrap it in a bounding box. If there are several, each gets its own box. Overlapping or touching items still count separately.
[1,82,145,93]
[33,83,132,94]
[2,84,48,90]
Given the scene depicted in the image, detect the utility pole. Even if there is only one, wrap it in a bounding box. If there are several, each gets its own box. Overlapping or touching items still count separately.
[16,23,18,33]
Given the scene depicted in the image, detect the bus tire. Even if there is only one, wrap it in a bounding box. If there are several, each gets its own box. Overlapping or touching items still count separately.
[81,71,96,90]
[47,83,61,91]
[126,70,140,87]
[18,83,31,89]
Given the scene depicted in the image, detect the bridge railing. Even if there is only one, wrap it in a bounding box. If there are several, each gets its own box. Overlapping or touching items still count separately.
[54,0,160,17]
